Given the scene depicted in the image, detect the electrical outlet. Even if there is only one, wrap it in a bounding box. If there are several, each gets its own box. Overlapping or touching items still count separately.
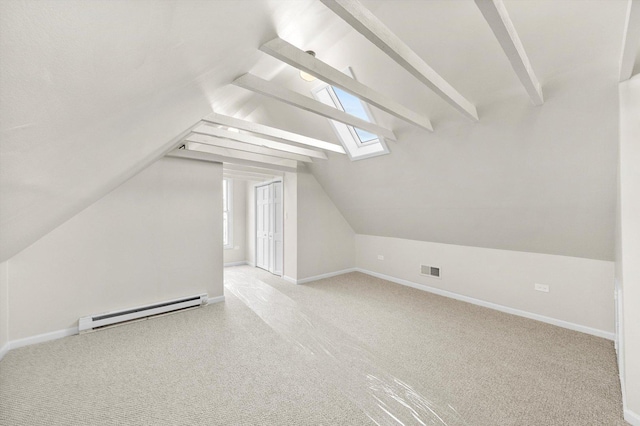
[534,283,550,293]
[377,255,384,261]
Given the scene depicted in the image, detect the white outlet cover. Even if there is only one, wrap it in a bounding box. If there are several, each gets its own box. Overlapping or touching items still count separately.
[534,283,550,293]
[377,255,384,260]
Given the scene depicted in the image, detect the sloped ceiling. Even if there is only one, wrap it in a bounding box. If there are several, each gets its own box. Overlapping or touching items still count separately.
[0,0,632,262]
[0,0,348,262]
[245,0,630,261]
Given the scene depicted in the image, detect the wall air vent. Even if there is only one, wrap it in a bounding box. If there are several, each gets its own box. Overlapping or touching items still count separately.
[420,265,441,279]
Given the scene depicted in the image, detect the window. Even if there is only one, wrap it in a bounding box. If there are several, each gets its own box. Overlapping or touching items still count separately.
[311,68,389,161]
[223,179,233,249]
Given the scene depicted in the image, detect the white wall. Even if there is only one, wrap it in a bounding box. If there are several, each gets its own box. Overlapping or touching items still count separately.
[356,235,614,336]
[305,1,624,263]
[297,171,355,280]
[0,261,7,351]
[617,73,640,421]
[283,173,298,280]
[224,179,247,264]
[6,157,223,341]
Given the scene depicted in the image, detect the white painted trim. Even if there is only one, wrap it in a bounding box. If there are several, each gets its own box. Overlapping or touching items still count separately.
[192,125,327,160]
[9,326,79,353]
[474,0,544,105]
[283,275,298,284]
[296,268,357,285]
[166,148,298,173]
[187,133,313,163]
[311,69,390,162]
[233,73,396,141]
[0,342,9,361]
[355,268,615,340]
[615,286,639,426]
[223,178,234,249]
[224,261,248,267]
[0,298,218,362]
[202,112,346,154]
[625,409,640,426]
[188,142,299,170]
[319,0,478,121]
[206,295,226,305]
[261,37,433,131]
[620,0,640,82]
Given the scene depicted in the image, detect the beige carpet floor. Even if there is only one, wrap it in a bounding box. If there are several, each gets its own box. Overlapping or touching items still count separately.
[0,266,625,425]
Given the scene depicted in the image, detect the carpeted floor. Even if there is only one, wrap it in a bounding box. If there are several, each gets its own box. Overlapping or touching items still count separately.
[0,266,625,425]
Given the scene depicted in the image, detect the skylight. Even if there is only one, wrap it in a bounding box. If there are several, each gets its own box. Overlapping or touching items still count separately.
[311,68,389,161]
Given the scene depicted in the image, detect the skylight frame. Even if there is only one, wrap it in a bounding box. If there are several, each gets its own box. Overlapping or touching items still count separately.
[310,67,389,161]
[327,86,379,146]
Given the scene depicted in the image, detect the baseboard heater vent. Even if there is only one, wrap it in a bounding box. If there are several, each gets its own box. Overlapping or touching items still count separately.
[78,294,208,333]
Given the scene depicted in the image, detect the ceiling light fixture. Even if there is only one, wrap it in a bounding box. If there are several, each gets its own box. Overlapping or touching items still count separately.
[299,50,317,82]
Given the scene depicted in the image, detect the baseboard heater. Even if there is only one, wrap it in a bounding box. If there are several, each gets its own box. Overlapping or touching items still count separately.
[78,294,208,333]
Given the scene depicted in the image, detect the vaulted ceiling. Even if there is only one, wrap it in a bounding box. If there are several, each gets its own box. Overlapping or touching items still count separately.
[0,0,636,262]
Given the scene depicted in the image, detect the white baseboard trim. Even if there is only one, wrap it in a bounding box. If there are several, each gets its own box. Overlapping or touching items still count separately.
[0,342,9,361]
[625,409,640,426]
[207,295,226,305]
[296,268,357,285]
[6,327,79,356]
[0,298,222,363]
[282,275,297,284]
[247,261,256,267]
[355,268,615,341]
[224,261,247,267]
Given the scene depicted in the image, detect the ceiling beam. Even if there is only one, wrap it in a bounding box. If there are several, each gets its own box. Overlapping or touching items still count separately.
[620,0,640,82]
[188,142,298,168]
[192,124,327,160]
[319,0,478,121]
[181,143,299,172]
[223,163,285,177]
[202,112,345,154]
[475,0,544,105]
[233,73,397,141]
[185,134,312,162]
[260,37,433,132]
[167,149,298,173]
[224,171,278,182]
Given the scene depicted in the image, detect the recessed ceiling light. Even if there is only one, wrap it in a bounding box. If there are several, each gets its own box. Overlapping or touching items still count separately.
[299,51,317,82]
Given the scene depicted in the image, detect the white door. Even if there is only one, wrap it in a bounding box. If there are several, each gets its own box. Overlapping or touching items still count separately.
[271,182,283,276]
[255,181,283,276]
[255,185,270,270]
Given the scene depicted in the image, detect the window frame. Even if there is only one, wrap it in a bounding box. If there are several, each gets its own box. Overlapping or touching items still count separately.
[223,178,233,249]
[310,67,390,161]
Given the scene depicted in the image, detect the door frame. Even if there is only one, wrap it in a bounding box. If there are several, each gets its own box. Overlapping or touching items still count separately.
[255,178,284,276]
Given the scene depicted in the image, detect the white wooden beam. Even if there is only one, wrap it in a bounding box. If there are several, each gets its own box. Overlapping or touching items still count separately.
[320,0,478,121]
[233,73,397,141]
[176,143,300,172]
[202,112,346,154]
[475,0,544,105]
[192,124,327,160]
[167,149,298,173]
[224,171,278,182]
[185,133,313,163]
[188,143,298,168]
[224,169,279,180]
[260,37,433,131]
[620,0,640,82]
[223,163,285,177]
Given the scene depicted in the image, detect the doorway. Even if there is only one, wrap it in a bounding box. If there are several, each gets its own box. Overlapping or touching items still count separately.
[255,180,283,276]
